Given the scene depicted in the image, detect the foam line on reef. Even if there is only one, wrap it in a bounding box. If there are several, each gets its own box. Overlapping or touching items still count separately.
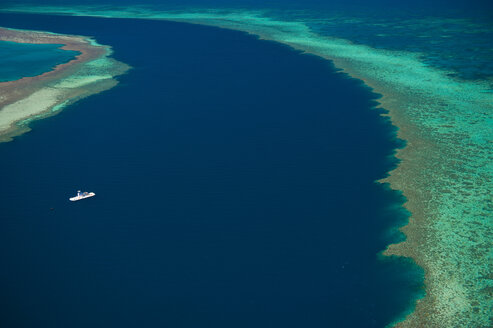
[0,26,130,142]
[1,5,492,328]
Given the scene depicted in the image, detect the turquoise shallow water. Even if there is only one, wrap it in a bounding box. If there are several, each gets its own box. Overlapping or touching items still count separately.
[0,40,79,82]
[272,9,493,83]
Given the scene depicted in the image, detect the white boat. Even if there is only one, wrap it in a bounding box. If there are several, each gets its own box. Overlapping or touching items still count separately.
[69,190,95,202]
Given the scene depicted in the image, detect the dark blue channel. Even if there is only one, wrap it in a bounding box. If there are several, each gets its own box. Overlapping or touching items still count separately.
[0,14,423,328]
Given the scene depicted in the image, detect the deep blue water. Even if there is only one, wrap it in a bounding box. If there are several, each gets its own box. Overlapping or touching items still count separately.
[2,0,492,12]
[0,40,79,82]
[0,14,423,328]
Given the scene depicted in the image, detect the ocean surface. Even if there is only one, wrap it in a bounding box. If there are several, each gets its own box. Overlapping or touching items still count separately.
[0,40,79,82]
[0,13,425,328]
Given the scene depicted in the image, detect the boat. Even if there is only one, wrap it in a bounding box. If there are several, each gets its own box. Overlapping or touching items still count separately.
[69,190,95,202]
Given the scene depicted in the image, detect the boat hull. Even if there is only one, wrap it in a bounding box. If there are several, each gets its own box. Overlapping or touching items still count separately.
[69,192,95,202]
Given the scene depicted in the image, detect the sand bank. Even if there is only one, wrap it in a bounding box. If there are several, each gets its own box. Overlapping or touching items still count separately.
[0,27,129,142]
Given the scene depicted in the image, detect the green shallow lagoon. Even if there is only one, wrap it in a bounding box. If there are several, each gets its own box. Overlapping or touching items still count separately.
[0,40,79,82]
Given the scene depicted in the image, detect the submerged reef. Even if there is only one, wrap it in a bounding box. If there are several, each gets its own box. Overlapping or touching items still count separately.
[1,6,492,327]
[0,27,129,142]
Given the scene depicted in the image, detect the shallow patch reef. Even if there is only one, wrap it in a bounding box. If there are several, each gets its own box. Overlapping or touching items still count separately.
[0,26,129,142]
